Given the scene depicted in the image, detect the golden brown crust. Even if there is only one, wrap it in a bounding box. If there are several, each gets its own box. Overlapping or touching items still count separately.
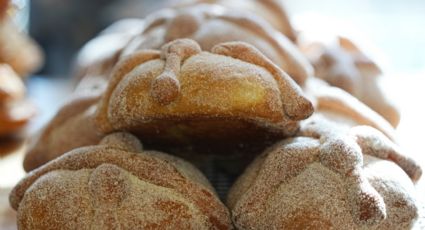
[301,36,400,127]
[228,129,420,229]
[94,49,160,131]
[95,39,313,155]
[121,4,312,85]
[151,39,202,105]
[11,132,232,229]
[23,91,104,171]
[211,42,311,120]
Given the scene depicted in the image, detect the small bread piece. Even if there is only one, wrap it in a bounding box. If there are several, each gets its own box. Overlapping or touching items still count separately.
[0,1,43,77]
[23,91,104,171]
[11,132,232,230]
[228,118,422,229]
[304,77,397,141]
[121,4,312,85]
[0,64,34,137]
[174,0,297,41]
[301,36,400,126]
[95,39,313,155]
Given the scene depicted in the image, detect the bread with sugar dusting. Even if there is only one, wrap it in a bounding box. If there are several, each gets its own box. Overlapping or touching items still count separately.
[11,132,232,230]
[174,0,297,41]
[301,36,400,126]
[228,117,421,229]
[23,91,104,171]
[121,4,311,85]
[95,39,313,155]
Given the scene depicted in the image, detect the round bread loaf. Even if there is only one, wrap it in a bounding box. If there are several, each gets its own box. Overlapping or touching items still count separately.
[228,118,422,229]
[95,39,313,155]
[11,132,232,230]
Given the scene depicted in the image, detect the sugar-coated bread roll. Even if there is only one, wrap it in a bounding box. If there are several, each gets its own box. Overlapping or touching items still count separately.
[95,39,313,155]
[173,0,297,41]
[121,4,311,85]
[301,36,400,127]
[23,91,104,171]
[11,132,232,230]
[228,117,421,229]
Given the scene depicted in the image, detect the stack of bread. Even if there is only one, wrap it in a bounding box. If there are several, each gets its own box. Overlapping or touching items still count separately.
[0,0,42,152]
[10,0,422,229]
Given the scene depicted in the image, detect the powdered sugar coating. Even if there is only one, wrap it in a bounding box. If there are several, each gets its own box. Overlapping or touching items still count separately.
[95,39,313,154]
[174,0,297,41]
[228,134,420,229]
[151,39,202,105]
[299,115,422,182]
[23,91,104,171]
[11,132,232,229]
[120,4,312,85]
